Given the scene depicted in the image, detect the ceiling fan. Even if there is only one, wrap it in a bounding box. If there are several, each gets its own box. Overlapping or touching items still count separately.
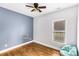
[25,3,46,12]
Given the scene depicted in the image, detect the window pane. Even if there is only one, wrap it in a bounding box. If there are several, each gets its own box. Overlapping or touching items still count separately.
[54,32,65,43]
[54,21,65,31]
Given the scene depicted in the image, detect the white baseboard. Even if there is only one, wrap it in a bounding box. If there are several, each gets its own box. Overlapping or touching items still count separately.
[0,40,60,54]
[0,41,33,54]
[33,41,60,50]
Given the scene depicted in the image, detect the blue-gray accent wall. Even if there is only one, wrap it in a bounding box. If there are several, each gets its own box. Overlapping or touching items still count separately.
[0,7,33,50]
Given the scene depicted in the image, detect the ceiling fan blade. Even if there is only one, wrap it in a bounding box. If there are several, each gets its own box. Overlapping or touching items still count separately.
[31,9,35,12]
[25,5,33,8]
[39,9,42,12]
[38,6,46,9]
[37,8,42,12]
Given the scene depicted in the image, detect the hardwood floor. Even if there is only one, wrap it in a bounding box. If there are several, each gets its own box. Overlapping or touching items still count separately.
[0,42,60,56]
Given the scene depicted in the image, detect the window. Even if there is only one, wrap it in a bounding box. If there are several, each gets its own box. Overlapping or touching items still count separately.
[53,20,65,43]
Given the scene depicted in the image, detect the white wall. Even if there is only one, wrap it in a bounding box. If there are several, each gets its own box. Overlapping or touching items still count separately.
[77,5,79,55]
[34,5,78,50]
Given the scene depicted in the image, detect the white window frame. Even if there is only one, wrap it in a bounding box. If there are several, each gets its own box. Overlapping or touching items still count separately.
[52,19,66,44]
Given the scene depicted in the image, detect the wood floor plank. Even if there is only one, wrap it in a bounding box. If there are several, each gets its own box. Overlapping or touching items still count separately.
[0,42,60,56]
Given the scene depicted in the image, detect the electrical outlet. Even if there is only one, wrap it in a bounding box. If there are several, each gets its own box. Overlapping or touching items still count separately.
[4,44,8,48]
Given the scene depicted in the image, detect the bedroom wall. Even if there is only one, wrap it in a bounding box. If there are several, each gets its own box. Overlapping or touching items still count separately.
[77,5,79,55]
[34,5,78,50]
[0,7,33,50]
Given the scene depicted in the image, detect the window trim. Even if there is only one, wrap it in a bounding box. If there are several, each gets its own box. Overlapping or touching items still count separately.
[52,19,66,44]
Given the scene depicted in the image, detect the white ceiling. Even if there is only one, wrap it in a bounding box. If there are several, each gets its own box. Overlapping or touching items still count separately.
[0,3,77,17]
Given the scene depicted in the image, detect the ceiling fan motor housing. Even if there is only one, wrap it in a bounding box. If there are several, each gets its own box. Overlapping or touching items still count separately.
[34,3,39,8]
